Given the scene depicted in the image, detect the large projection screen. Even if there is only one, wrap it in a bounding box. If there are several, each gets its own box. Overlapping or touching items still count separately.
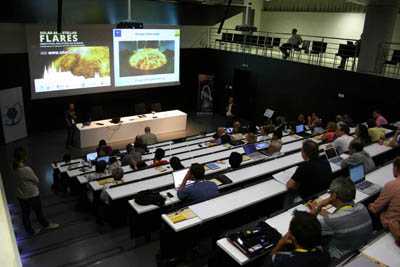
[25,25,180,99]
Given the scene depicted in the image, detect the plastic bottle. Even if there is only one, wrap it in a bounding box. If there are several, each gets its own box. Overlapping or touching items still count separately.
[379,133,385,145]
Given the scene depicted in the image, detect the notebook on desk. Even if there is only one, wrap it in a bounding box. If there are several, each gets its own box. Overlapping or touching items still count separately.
[350,164,381,195]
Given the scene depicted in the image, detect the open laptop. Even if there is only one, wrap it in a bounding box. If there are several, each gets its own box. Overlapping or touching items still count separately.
[172,168,194,190]
[97,156,110,164]
[256,142,269,150]
[243,144,266,161]
[86,152,98,162]
[349,164,381,195]
[226,127,233,134]
[295,124,310,137]
[325,147,344,164]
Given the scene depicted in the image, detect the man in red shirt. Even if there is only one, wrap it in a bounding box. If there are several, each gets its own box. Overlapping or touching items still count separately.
[148,148,168,168]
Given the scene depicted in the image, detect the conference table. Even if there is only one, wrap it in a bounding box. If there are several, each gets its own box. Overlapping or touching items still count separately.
[76,110,187,148]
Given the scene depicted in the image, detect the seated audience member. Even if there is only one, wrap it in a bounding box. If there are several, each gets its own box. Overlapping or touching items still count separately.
[97,150,107,159]
[86,160,108,182]
[148,148,168,168]
[279,28,303,60]
[330,124,353,154]
[343,114,355,127]
[307,177,372,260]
[259,126,272,141]
[121,143,142,167]
[199,129,207,136]
[267,140,285,158]
[275,116,288,132]
[170,156,184,171]
[286,140,332,205]
[336,115,345,126]
[246,132,257,144]
[248,124,258,134]
[134,135,148,155]
[233,120,241,130]
[288,121,297,135]
[141,126,158,145]
[271,130,283,143]
[177,163,219,202]
[390,130,400,148]
[264,211,330,267]
[355,124,371,146]
[388,220,400,247]
[96,140,113,156]
[230,127,243,141]
[340,139,375,173]
[367,119,385,143]
[321,122,336,143]
[368,157,400,228]
[108,156,120,173]
[372,110,388,127]
[228,152,243,169]
[210,127,231,144]
[308,113,321,130]
[298,113,307,126]
[313,120,325,135]
[100,167,124,205]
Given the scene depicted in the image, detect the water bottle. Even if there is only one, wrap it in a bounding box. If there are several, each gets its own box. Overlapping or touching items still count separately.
[379,133,385,145]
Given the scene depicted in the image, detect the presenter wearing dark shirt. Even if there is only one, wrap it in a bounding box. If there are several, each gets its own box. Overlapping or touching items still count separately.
[65,104,77,148]
[177,163,219,202]
[285,140,332,206]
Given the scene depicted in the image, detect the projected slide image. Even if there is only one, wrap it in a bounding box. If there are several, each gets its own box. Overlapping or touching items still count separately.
[34,46,111,92]
[119,41,175,77]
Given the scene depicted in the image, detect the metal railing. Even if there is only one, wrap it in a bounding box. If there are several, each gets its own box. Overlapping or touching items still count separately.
[380,42,400,79]
[208,27,363,72]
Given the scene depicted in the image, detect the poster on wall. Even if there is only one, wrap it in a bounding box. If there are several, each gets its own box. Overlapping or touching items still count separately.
[0,87,27,144]
[197,74,215,115]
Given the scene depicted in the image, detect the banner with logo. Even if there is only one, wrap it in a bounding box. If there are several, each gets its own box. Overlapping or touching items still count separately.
[0,87,27,144]
[197,74,215,115]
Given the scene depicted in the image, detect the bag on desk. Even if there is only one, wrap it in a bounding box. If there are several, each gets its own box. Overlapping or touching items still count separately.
[135,190,165,207]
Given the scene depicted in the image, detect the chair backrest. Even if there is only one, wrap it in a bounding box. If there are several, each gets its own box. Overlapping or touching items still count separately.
[338,43,357,57]
[134,103,147,115]
[265,37,273,46]
[257,36,266,46]
[221,33,228,41]
[226,33,233,42]
[272,38,281,47]
[391,50,400,63]
[251,35,258,45]
[151,103,162,112]
[244,35,252,45]
[311,41,327,53]
[302,40,311,51]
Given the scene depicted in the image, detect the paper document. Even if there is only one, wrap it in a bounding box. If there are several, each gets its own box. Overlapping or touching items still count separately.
[189,202,217,220]
[272,166,297,185]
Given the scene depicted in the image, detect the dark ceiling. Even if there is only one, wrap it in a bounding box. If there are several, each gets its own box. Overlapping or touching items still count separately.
[0,0,245,25]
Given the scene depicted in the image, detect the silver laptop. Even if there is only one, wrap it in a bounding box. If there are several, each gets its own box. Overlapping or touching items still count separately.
[350,164,381,195]
[325,147,344,165]
[172,168,194,190]
[243,144,266,161]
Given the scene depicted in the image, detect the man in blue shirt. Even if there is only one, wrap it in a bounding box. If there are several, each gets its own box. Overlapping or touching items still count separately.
[65,104,77,148]
[177,163,219,202]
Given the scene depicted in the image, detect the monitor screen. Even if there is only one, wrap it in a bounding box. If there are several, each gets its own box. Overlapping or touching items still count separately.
[325,148,338,160]
[350,164,365,184]
[243,144,257,155]
[172,168,194,189]
[97,156,110,164]
[86,152,98,162]
[296,124,304,133]
[226,128,233,134]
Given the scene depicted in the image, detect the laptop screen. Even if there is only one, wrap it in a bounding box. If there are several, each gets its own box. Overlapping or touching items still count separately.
[325,148,338,160]
[172,168,194,189]
[97,156,110,164]
[226,127,233,134]
[296,124,304,133]
[86,152,98,162]
[243,144,257,155]
[350,164,365,184]
[256,143,269,149]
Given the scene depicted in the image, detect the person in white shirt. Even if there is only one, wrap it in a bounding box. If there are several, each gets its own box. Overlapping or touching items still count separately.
[100,167,124,205]
[280,28,303,59]
[330,125,353,154]
[225,97,238,127]
[267,140,285,158]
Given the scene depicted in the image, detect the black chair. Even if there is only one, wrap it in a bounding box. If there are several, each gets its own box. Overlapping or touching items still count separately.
[90,105,104,120]
[384,50,400,78]
[216,33,233,50]
[334,44,357,69]
[291,40,310,61]
[134,103,147,115]
[232,34,245,52]
[265,37,280,57]
[151,103,162,112]
[309,41,327,65]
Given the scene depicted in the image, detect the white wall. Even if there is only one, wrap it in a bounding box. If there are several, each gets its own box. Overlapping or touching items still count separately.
[259,11,400,43]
